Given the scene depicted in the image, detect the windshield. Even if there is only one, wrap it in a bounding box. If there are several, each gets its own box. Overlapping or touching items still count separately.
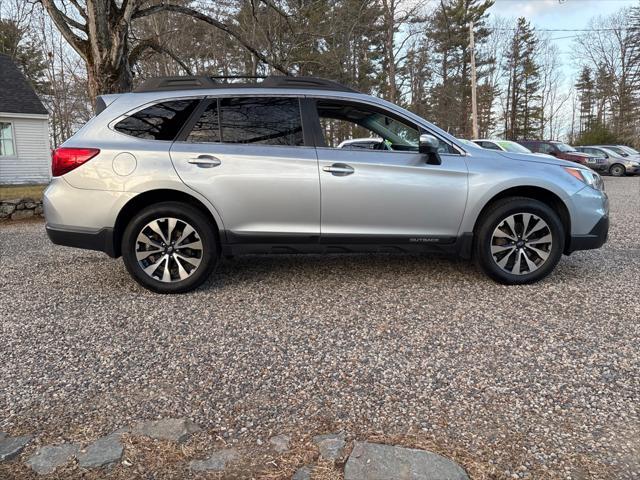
[604,146,628,156]
[620,145,639,155]
[457,138,480,148]
[556,143,576,153]
[496,141,531,153]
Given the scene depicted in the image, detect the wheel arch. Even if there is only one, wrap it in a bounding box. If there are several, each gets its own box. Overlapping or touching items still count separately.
[112,189,224,257]
[472,186,571,254]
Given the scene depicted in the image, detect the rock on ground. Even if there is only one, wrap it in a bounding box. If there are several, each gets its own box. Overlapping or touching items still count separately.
[78,434,124,468]
[10,209,34,220]
[26,443,79,475]
[344,442,469,480]
[189,448,239,472]
[313,432,346,461]
[269,434,290,453]
[132,418,200,443]
[0,435,32,462]
[292,465,312,480]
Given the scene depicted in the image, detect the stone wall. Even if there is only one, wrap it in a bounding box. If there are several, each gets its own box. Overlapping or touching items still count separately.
[0,198,44,221]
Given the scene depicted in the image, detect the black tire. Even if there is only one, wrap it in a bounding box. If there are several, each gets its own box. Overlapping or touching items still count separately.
[474,197,564,285]
[122,202,218,293]
[609,163,626,177]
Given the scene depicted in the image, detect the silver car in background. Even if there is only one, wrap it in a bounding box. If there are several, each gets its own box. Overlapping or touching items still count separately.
[44,76,609,293]
[575,146,640,176]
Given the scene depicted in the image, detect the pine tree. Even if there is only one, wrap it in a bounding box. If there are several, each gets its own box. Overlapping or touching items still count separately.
[575,66,595,133]
[425,0,495,137]
[504,17,541,140]
[0,19,49,94]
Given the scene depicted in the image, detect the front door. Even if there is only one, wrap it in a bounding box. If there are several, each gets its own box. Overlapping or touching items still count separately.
[310,98,468,243]
[170,96,320,242]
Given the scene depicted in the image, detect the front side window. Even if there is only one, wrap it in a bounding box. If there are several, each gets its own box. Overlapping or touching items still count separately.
[114,99,199,140]
[317,100,420,152]
[0,122,15,156]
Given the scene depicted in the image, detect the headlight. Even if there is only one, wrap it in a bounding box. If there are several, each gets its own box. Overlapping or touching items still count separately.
[564,167,605,191]
[628,161,639,167]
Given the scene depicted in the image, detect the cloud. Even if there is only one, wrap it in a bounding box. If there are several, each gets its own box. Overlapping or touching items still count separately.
[492,0,558,18]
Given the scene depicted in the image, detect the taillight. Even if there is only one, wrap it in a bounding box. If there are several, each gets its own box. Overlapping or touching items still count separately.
[51,148,100,177]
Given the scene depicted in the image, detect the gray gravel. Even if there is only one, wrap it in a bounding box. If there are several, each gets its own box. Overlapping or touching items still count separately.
[1,177,639,478]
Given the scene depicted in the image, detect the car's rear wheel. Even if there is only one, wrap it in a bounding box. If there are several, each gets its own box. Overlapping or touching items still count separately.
[122,202,218,293]
[609,163,626,177]
[474,197,564,285]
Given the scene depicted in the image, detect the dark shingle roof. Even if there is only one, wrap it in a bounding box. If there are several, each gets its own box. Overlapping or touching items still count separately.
[0,54,48,115]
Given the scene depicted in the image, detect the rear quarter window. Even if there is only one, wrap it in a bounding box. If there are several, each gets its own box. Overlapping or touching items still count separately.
[114,99,199,140]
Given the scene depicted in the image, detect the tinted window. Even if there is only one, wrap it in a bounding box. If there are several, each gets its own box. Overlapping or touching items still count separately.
[187,101,220,143]
[115,100,199,140]
[218,97,303,146]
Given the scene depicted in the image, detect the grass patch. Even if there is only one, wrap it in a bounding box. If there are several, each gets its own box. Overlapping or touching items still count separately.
[0,184,47,201]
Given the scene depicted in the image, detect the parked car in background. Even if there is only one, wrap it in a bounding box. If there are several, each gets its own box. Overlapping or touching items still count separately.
[592,145,640,160]
[43,75,609,292]
[575,146,640,176]
[472,139,554,158]
[517,140,607,172]
[617,145,640,156]
[457,138,480,148]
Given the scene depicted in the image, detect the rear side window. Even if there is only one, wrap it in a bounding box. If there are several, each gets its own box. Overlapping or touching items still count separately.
[115,99,199,140]
[186,97,303,146]
[187,101,220,143]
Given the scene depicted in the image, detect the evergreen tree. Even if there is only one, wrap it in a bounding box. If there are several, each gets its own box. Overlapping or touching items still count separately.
[0,19,49,94]
[504,17,541,140]
[425,0,495,137]
[575,66,595,133]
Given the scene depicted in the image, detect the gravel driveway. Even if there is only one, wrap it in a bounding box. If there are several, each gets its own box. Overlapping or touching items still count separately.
[1,177,639,479]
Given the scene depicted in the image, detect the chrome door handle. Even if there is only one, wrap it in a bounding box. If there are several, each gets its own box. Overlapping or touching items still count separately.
[188,155,221,168]
[323,163,354,176]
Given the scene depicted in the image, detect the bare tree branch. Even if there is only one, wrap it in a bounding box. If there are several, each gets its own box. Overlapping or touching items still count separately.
[128,38,193,75]
[38,0,88,58]
[132,3,289,74]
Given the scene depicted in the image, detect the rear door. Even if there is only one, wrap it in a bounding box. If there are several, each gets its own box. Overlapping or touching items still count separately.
[309,98,468,242]
[170,96,320,241]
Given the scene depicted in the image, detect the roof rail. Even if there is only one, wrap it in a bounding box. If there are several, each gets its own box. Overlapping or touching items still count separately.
[134,75,358,93]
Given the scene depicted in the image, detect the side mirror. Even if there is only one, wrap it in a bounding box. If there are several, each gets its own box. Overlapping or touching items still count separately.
[419,133,441,165]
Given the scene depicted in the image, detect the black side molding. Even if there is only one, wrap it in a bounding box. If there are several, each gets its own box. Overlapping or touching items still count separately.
[565,215,609,254]
[46,225,118,258]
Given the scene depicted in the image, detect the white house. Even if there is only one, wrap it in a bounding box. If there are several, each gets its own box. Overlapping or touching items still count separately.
[0,54,50,185]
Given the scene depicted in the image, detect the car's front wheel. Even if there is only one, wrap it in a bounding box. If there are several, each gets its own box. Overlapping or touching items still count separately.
[609,163,626,177]
[475,197,564,285]
[122,202,218,293]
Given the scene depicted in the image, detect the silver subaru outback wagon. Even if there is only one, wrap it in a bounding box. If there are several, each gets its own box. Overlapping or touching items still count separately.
[44,76,609,293]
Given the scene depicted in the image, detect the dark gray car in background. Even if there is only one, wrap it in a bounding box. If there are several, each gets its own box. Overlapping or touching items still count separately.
[576,146,640,176]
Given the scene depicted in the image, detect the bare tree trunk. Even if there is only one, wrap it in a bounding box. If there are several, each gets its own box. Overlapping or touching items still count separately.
[39,0,289,102]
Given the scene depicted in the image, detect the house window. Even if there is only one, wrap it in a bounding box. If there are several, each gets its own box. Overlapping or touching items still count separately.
[0,122,16,157]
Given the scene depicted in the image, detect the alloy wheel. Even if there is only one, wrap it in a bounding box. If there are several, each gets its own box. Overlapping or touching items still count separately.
[135,217,203,283]
[490,213,553,275]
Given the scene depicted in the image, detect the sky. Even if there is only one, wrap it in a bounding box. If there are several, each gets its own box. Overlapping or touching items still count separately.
[488,0,637,80]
